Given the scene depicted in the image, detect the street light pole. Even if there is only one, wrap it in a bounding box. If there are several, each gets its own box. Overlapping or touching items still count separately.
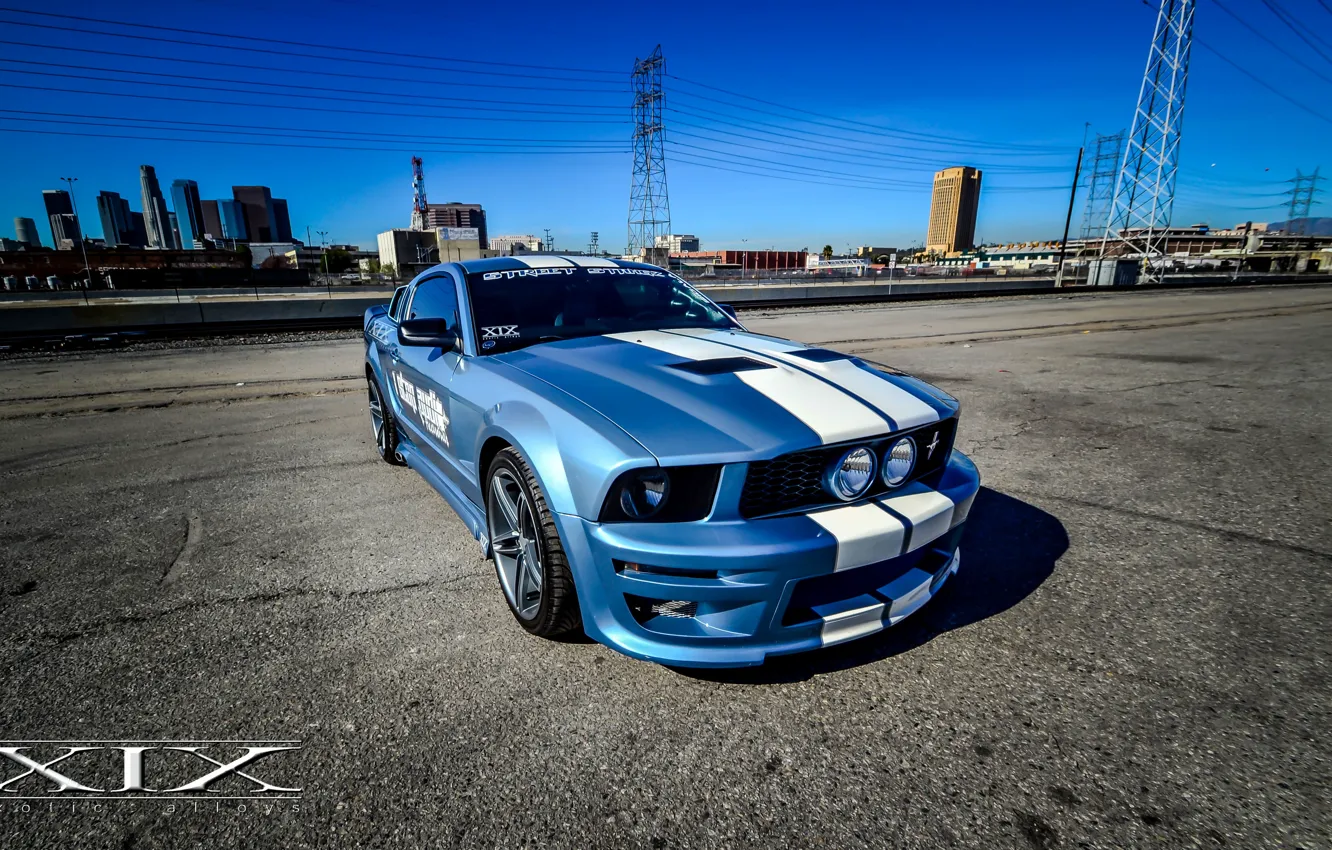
[60,176,92,301]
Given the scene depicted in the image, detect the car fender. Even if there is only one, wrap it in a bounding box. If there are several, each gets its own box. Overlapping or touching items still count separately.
[479,398,651,520]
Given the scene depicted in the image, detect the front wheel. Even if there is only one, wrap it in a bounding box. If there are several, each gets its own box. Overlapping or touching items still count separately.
[486,448,582,637]
[367,374,405,465]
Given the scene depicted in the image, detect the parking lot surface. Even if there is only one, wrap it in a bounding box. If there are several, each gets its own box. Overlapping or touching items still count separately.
[1,285,1328,848]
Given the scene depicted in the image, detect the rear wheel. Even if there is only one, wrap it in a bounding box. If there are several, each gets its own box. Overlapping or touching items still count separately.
[486,448,581,637]
[367,374,404,465]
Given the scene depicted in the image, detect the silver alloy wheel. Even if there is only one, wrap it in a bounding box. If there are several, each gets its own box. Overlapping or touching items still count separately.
[368,379,389,457]
[488,468,543,620]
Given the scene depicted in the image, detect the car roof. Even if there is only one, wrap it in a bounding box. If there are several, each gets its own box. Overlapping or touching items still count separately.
[456,255,665,275]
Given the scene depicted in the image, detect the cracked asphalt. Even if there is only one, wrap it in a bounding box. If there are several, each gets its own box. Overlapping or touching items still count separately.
[0,284,1328,849]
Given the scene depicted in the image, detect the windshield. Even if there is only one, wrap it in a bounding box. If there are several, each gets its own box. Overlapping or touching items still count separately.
[465,266,737,354]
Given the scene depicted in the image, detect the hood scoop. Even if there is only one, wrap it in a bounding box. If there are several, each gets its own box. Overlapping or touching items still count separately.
[668,356,775,375]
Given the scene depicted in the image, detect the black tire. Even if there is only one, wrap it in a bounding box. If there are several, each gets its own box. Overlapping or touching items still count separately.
[486,447,582,638]
[367,374,405,466]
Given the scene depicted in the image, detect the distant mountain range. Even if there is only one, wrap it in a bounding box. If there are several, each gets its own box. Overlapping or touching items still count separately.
[1266,217,1332,236]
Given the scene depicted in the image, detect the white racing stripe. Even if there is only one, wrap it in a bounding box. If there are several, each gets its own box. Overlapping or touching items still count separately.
[808,501,906,571]
[512,256,576,268]
[567,256,619,267]
[879,483,955,553]
[812,594,885,646]
[608,330,888,443]
[880,568,936,622]
[669,328,939,430]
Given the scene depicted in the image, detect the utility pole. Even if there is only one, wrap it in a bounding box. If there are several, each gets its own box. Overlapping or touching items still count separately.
[1080,131,1127,245]
[60,176,92,297]
[588,231,600,256]
[627,45,670,264]
[317,229,329,275]
[543,228,553,252]
[1054,146,1085,288]
[1097,0,1196,285]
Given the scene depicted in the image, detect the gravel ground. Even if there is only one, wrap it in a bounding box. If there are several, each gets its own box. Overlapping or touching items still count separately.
[0,285,1328,849]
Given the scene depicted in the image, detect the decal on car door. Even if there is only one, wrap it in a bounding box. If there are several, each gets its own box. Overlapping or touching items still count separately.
[392,370,451,448]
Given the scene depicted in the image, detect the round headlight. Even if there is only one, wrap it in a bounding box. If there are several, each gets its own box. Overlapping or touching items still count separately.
[617,469,670,519]
[825,446,877,501]
[882,436,916,488]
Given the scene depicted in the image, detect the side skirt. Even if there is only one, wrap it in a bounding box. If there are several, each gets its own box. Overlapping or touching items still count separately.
[397,442,489,555]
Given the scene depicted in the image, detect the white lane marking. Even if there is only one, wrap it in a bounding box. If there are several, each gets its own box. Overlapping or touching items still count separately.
[813,594,885,646]
[808,501,906,571]
[881,568,935,621]
[609,330,888,444]
[567,256,619,267]
[512,255,576,268]
[880,483,955,553]
[674,330,938,429]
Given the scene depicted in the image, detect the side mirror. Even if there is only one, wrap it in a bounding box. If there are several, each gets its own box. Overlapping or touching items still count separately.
[398,318,459,350]
[716,303,738,321]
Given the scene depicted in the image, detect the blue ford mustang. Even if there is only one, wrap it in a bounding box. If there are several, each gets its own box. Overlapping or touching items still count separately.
[364,256,980,668]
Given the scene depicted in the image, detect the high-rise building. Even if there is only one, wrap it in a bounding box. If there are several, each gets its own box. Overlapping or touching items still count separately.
[139,165,173,249]
[218,199,248,241]
[926,166,982,254]
[41,189,78,248]
[50,214,81,250]
[128,211,148,248]
[233,186,278,243]
[13,217,42,247]
[169,179,207,249]
[200,200,223,244]
[425,202,488,249]
[271,198,293,242]
[655,233,700,252]
[167,212,183,250]
[95,190,141,247]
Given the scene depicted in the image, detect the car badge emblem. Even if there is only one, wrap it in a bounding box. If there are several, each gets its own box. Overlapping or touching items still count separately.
[926,431,940,459]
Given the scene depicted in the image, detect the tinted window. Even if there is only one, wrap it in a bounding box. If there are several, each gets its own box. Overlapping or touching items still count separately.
[388,286,407,320]
[465,266,736,354]
[408,276,460,326]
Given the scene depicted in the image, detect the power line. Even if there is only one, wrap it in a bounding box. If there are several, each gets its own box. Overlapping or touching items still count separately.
[665,143,932,187]
[0,83,629,124]
[0,114,625,148]
[0,60,624,112]
[1256,0,1332,64]
[0,8,623,76]
[0,125,628,155]
[0,39,630,94]
[665,74,1065,152]
[1196,42,1332,124]
[1207,0,1332,85]
[0,108,623,145]
[0,18,628,84]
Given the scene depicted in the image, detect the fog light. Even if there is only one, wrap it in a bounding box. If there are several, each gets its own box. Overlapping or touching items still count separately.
[882,436,916,488]
[825,446,876,501]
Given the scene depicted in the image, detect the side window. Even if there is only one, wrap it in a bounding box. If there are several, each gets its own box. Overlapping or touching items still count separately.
[407,276,460,326]
[388,286,407,321]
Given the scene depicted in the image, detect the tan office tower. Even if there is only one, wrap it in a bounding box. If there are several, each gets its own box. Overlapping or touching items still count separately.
[926,166,982,253]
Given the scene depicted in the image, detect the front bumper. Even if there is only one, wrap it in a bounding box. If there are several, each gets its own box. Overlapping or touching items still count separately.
[556,451,981,668]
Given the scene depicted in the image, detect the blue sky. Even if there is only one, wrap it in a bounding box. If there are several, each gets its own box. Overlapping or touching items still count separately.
[0,0,1326,252]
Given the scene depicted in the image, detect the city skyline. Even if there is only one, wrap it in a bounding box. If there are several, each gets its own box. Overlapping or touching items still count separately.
[0,0,1326,251]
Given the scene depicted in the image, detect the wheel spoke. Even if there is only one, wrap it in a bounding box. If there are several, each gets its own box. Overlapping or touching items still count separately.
[491,477,521,530]
[521,540,543,591]
[492,529,521,557]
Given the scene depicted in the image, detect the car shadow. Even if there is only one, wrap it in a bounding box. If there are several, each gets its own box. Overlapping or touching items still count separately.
[673,487,1067,684]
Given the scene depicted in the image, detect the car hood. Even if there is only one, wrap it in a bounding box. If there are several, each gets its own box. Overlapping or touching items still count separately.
[495,327,954,464]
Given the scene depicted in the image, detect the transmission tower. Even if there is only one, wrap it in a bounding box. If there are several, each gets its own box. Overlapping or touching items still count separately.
[410,156,428,231]
[588,231,600,255]
[1080,131,1126,239]
[1097,0,1196,284]
[1285,168,1323,235]
[627,45,670,264]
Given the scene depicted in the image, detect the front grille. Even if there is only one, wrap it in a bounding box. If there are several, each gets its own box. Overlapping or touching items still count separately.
[626,595,699,623]
[740,417,957,519]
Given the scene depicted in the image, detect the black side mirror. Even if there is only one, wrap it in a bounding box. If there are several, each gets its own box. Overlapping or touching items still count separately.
[716,303,738,321]
[398,318,458,350]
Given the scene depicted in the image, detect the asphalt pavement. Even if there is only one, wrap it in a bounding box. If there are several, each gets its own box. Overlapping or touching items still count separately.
[0,285,1328,848]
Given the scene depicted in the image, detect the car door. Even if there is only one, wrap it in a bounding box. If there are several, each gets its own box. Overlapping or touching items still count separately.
[390,274,467,488]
